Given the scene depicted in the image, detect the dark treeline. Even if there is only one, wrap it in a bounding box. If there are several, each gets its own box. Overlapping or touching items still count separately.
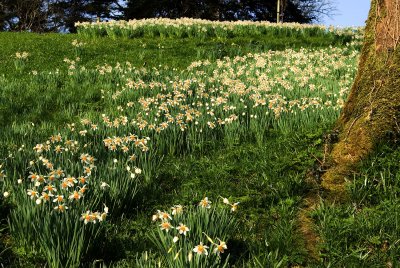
[0,0,335,33]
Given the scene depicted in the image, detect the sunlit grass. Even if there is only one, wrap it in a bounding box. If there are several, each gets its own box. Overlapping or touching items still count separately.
[3,22,395,267]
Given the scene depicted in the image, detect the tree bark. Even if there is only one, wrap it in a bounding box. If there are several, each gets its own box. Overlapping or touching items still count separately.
[322,0,400,198]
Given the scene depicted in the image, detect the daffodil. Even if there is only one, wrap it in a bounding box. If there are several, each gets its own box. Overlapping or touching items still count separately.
[97,204,109,222]
[199,197,211,208]
[103,204,109,214]
[44,184,57,193]
[152,213,159,221]
[27,189,39,199]
[61,180,69,189]
[230,202,239,212]
[80,153,90,164]
[66,176,77,187]
[54,168,65,178]
[188,251,193,262]
[171,205,183,215]
[54,204,68,212]
[81,211,92,224]
[213,240,227,255]
[41,192,53,202]
[78,176,87,184]
[134,167,142,174]
[53,195,64,203]
[28,172,39,182]
[83,166,92,176]
[193,242,209,255]
[100,182,110,189]
[160,221,173,232]
[158,210,172,221]
[176,223,190,236]
[0,170,6,181]
[69,191,82,201]
[221,196,230,204]
[79,185,88,194]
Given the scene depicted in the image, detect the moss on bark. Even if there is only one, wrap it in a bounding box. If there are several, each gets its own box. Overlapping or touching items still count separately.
[322,0,400,199]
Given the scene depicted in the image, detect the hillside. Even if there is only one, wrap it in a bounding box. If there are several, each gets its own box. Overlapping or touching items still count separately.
[1,21,399,267]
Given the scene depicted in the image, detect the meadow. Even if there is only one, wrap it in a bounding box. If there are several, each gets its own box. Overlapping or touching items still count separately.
[1,19,400,267]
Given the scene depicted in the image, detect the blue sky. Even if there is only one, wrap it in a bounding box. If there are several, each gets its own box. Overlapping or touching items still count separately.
[322,0,370,27]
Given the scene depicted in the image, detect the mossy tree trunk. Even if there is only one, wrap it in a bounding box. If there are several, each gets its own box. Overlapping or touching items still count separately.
[322,0,400,197]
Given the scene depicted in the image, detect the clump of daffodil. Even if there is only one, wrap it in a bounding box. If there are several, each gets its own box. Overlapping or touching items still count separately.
[150,198,237,266]
[81,205,109,224]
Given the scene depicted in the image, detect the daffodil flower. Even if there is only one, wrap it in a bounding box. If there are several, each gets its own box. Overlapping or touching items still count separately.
[0,170,6,181]
[219,196,230,204]
[27,189,38,199]
[134,167,142,174]
[53,195,64,203]
[230,202,240,212]
[44,184,57,193]
[41,192,53,202]
[193,242,209,255]
[68,191,82,201]
[158,210,172,221]
[176,223,190,236]
[54,204,68,212]
[171,205,183,215]
[81,211,92,224]
[199,197,211,208]
[100,182,110,189]
[152,213,159,221]
[160,221,173,232]
[213,240,227,255]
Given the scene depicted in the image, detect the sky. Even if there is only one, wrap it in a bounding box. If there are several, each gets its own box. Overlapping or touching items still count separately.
[322,0,370,27]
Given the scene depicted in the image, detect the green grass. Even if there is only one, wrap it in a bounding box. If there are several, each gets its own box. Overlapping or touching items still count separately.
[1,27,398,268]
[312,143,400,267]
[0,32,358,80]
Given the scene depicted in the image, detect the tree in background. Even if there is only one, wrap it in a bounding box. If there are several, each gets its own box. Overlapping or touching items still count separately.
[0,0,335,32]
[123,0,335,23]
[48,0,123,32]
[0,0,122,32]
[0,0,48,31]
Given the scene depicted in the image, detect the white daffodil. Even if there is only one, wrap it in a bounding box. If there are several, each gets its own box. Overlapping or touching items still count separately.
[222,197,230,204]
[158,210,172,221]
[193,242,209,255]
[199,197,211,208]
[231,202,240,212]
[134,167,142,174]
[100,182,110,189]
[176,223,190,236]
[213,240,227,255]
[171,205,183,215]
[159,221,173,232]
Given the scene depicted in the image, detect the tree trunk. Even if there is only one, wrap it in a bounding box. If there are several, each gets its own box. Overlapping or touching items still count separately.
[322,0,400,198]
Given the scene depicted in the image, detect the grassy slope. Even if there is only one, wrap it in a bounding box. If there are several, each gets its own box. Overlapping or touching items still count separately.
[0,32,347,79]
[1,31,399,267]
[0,32,329,267]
